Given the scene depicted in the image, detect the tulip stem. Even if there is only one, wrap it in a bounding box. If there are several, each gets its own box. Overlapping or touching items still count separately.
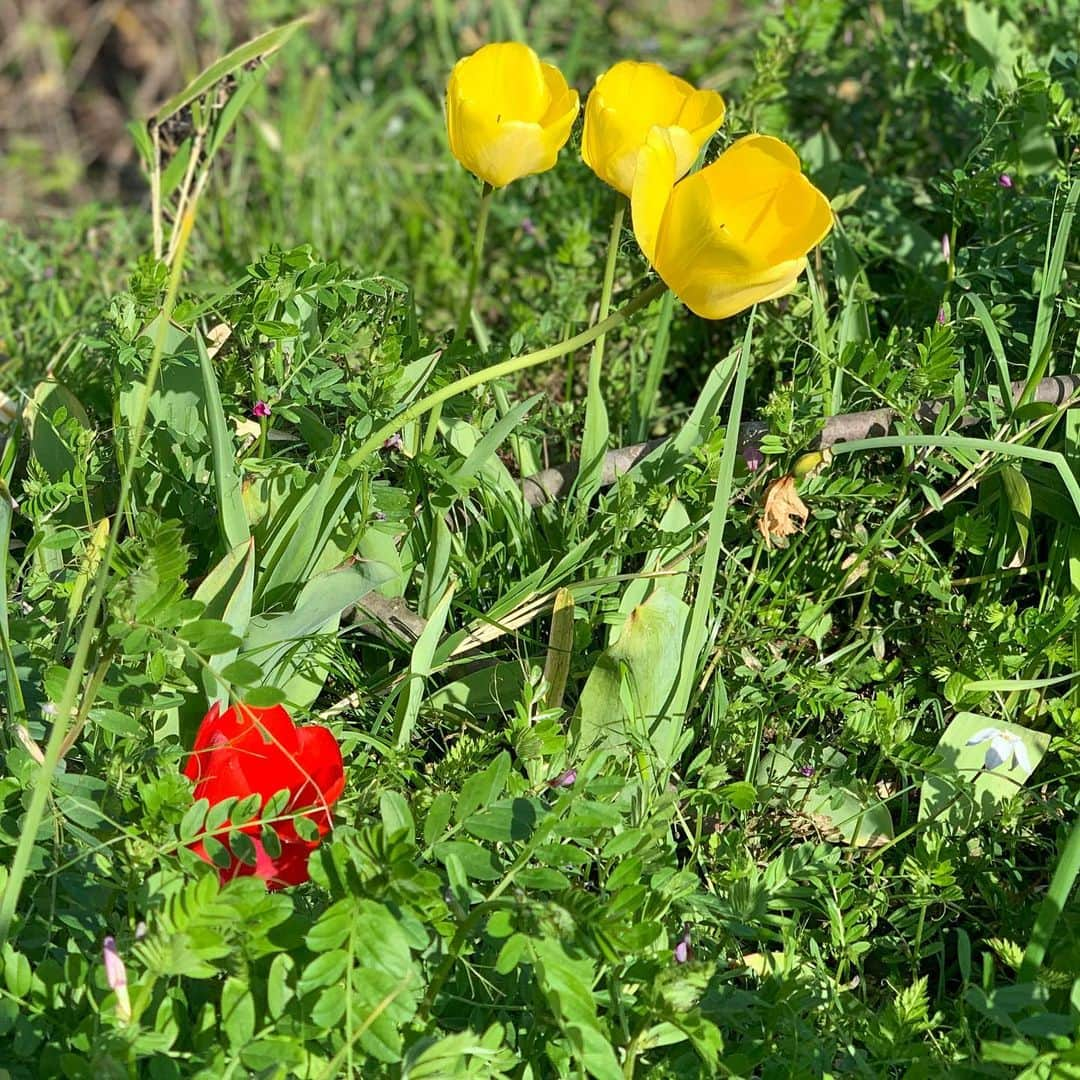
[577,199,625,504]
[347,279,667,472]
[423,183,494,454]
[454,181,494,343]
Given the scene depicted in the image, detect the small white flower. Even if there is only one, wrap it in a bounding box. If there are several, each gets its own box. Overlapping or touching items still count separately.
[965,727,1032,773]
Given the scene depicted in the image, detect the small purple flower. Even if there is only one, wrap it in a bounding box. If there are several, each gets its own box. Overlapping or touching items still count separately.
[551,768,577,788]
[998,173,1013,189]
[743,444,764,472]
[941,233,951,262]
[252,400,271,419]
[382,433,404,452]
[673,926,692,965]
[937,307,947,326]
[102,936,131,1022]
[521,217,537,238]
[799,764,816,778]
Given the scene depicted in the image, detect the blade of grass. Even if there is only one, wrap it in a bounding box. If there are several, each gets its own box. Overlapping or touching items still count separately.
[196,329,250,552]
[153,15,314,123]
[829,434,1080,520]
[1019,813,1080,981]
[1021,178,1079,404]
[633,288,674,443]
[670,312,757,727]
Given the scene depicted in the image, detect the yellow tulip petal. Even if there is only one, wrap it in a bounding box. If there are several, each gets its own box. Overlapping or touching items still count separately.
[583,61,725,196]
[677,87,727,138]
[630,127,679,264]
[446,44,578,186]
[449,42,548,122]
[539,63,573,123]
[675,258,808,320]
[698,135,833,263]
[453,98,554,187]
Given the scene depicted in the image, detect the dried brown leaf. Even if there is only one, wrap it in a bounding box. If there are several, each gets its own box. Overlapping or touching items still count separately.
[758,475,809,547]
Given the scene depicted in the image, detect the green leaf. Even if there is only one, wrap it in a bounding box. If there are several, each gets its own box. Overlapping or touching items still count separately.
[379,791,415,845]
[180,799,209,841]
[432,841,503,881]
[220,976,256,1047]
[920,712,1050,832]
[219,659,264,687]
[454,751,511,824]
[243,685,288,708]
[153,15,314,122]
[394,582,454,749]
[195,329,251,552]
[576,588,690,771]
[243,563,392,701]
[298,949,350,993]
[423,792,454,848]
[529,937,623,1080]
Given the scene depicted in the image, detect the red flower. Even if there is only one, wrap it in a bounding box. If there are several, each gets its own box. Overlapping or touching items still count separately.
[182,702,344,890]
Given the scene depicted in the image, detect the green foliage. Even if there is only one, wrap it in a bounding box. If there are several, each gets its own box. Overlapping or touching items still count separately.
[2,0,1080,1076]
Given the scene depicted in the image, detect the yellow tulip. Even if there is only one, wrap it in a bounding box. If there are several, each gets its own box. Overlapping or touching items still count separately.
[446,42,580,189]
[631,131,834,320]
[582,60,726,197]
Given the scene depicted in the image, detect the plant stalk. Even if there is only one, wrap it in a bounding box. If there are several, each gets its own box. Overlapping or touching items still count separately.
[347,280,667,471]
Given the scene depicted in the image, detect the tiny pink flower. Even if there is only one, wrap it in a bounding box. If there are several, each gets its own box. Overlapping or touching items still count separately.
[998,173,1013,189]
[550,768,577,788]
[102,936,132,1023]
[673,926,692,965]
[941,234,951,262]
[381,433,404,452]
[521,217,537,238]
[937,307,947,326]
[743,445,764,472]
[799,764,815,778]
[252,401,271,419]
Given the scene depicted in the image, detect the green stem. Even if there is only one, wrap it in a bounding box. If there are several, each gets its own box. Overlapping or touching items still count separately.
[347,280,666,472]
[454,182,493,342]
[590,201,624,377]
[1019,812,1080,981]
[577,201,625,504]
[0,206,198,949]
[425,183,494,453]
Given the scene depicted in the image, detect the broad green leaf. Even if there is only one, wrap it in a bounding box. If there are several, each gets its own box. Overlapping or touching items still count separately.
[920,712,1049,832]
[220,976,256,1047]
[258,442,347,600]
[576,588,690,771]
[243,563,392,698]
[194,538,255,704]
[425,662,526,717]
[529,938,622,1080]
[454,752,511,824]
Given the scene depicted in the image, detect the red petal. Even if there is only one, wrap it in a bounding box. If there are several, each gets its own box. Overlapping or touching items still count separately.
[182,700,223,782]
